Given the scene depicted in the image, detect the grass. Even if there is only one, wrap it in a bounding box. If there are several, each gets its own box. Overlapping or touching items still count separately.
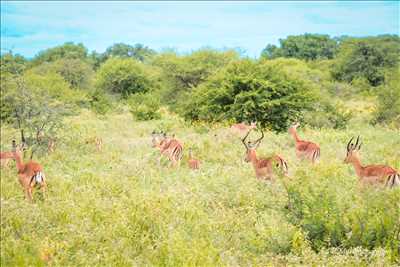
[1,108,399,266]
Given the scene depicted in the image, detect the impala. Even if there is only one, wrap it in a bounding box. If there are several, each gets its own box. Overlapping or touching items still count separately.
[242,129,288,180]
[344,136,399,188]
[85,137,103,152]
[151,131,183,167]
[188,148,200,170]
[288,122,320,163]
[11,140,47,201]
[231,121,257,136]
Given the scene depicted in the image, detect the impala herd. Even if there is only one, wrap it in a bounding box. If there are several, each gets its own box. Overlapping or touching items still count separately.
[1,122,399,201]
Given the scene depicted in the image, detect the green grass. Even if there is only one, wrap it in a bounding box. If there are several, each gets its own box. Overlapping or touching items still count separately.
[1,109,399,266]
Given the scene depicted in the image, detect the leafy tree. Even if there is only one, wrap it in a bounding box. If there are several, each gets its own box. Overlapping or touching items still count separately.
[261,34,338,60]
[0,73,73,157]
[153,48,238,106]
[0,52,27,74]
[95,58,155,97]
[332,35,400,86]
[373,69,400,126]
[31,58,94,89]
[182,59,316,132]
[31,42,88,66]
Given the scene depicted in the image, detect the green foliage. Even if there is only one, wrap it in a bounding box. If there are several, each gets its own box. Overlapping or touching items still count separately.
[332,35,400,86]
[183,59,317,132]
[95,58,155,97]
[128,93,161,121]
[88,89,114,115]
[0,52,27,74]
[0,73,72,155]
[31,42,88,66]
[261,34,338,60]
[286,177,399,257]
[31,58,94,89]
[373,69,400,127]
[303,100,352,129]
[153,48,238,106]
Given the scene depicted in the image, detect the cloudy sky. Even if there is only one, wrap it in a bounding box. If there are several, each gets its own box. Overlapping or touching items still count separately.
[1,1,399,58]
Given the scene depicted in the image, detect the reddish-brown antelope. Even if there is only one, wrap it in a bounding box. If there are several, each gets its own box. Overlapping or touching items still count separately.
[152,131,183,167]
[344,136,399,188]
[289,122,320,163]
[188,148,200,170]
[11,140,47,201]
[231,121,257,136]
[242,129,288,180]
[85,137,103,152]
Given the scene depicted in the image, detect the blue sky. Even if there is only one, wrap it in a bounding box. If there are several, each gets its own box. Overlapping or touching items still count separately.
[1,1,399,58]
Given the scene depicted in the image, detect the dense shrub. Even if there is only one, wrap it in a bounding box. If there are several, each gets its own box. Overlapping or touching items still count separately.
[89,89,114,115]
[332,35,400,87]
[31,42,88,66]
[0,52,27,75]
[31,58,94,89]
[285,179,400,259]
[128,93,161,121]
[261,34,338,60]
[182,59,317,132]
[373,69,400,127]
[303,100,352,129]
[152,49,238,106]
[95,58,155,97]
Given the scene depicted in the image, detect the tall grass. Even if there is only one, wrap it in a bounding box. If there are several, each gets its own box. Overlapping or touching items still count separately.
[1,109,399,266]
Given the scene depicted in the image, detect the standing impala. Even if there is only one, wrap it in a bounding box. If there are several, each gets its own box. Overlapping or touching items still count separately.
[289,122,320,163]
[11,140,47,201]
[151,131,183,167]
[344,136,399,188]
[231,121,257,136]
[242,129,288,180]
[188,148,200,170]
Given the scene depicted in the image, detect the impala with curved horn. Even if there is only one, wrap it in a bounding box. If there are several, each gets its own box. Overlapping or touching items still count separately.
[242,129,288,180]
[344,136,399,188]
[288,122,320,163]
[11,140,47,201]
[151,131,183,167]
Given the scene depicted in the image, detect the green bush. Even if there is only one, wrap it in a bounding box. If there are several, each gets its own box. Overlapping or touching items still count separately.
[95,58,155,97]
[285,176,399,259]
[182,59,317,132]
[303,100,352,129]
[373,69,400,127]
[128,93,161,121]
[89,89,114,115]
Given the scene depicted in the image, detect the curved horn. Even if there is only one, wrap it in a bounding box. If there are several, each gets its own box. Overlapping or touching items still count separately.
[347,137,354,151]
[241,130,251,149]
[254,129,264,146]
[354,136,360,149]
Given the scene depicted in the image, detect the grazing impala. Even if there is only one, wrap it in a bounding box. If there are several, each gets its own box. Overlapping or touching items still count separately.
[242,129,288,180]
[344,136,399,188]
[231,121,257,136]
[289,122,320,163]
[188,148,200,170]
[151,131,183,167]
[11,140,47,201]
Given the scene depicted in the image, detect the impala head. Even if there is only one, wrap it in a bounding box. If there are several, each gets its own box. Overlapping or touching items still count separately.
[151,130,167,147]
[288,122,300,134]
[249,121,257,130]
[11,140,26,157]
[344,136,362,164]
[242,129,264,162]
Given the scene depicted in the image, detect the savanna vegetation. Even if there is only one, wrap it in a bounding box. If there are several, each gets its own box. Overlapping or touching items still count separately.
[1,34,399,266]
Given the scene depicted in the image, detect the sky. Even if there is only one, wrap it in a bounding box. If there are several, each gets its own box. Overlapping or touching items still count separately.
[1,1,399,58]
